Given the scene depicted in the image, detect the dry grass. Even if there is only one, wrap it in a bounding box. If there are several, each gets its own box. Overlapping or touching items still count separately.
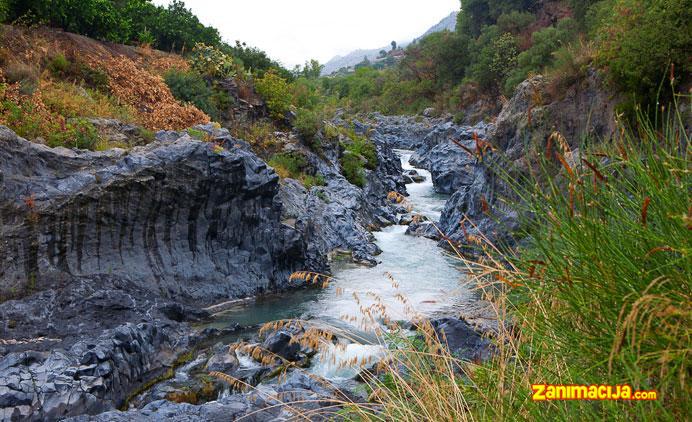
[40,79,135,122]
[104,56,208,130]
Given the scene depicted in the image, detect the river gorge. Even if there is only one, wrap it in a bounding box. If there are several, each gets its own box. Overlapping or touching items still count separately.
[0,112,504,421]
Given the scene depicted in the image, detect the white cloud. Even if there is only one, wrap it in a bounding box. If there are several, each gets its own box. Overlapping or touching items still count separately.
[153,0,459,67]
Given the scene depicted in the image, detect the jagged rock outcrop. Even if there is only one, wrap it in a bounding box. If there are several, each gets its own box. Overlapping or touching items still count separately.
[0,125,313,420]
[0,118,408,420]
[493,70,619,162]
[373,69,619,255]
[276,121,406,267]
[0,125,306,301]
[0,322,186,421]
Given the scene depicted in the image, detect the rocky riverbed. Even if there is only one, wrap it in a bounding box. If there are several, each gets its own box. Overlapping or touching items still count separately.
[2,71,612,419]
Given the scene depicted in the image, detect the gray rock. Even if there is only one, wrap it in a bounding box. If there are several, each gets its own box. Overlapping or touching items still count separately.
[430,318,494,362]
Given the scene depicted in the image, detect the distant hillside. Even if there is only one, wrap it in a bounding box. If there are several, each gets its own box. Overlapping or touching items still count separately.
[322,11,458,75]
[412,11,458,43]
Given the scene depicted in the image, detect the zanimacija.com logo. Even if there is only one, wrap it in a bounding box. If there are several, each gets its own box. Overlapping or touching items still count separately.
[531,384,657,401]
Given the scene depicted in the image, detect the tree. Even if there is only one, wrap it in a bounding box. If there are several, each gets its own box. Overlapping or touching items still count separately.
[391,40,397,51]
[254,70,292,120]
[301,59,323,79]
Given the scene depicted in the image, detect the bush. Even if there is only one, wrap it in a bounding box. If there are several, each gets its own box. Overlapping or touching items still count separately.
[595,0,692,103]
[268,152,307,179]
[47,54,70,75]
[47,55,110,93]
[60,118,99,149]
[164,69,220,119]
[294,107,323,146]
[41,80,134,121]
[189,43,238,79]
[301,174,325,190]
[340,152,366,188]
[339,128,377,187]
[255,70,291,121]
[504,18,579,95]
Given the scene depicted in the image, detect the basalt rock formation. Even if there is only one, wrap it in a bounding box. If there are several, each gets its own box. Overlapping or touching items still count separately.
[0,125,311,420]
[0,125,307,301]
[277,120,406,268]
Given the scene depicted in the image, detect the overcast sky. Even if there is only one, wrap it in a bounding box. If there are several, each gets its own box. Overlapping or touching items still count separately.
[153,0,459,68]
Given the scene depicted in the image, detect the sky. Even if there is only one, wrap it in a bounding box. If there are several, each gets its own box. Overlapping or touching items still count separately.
[153,0,459,68]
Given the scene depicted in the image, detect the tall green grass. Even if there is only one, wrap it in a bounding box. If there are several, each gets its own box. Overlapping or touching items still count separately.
[459,100,691,420]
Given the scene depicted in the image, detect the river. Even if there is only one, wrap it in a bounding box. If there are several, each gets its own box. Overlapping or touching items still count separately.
[205,150,472,382]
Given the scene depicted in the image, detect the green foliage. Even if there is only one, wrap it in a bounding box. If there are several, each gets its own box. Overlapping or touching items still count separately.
[0,0,8,22]
[5,0,220,53]
[189,43,238,79]
[595,0,692,103]
[268,152,306,178]
[224,40,291,79]
[47,54,110,93]
[58,118,99,149]
[268,151,326,189]
[255,70,291,121]
[294,107,323,144]
[165,69,216,118]
[302,174,326,190]
[339,128,378,187]
[496,10,535,34]
[457,0,534,37]
[186,127,208,140]
[295,59,323,79]
[4,100,100,149]
[164,69,231,121]
[504,18,579,94]
[340,152,366,188]
[466,28,518,92]
[476,105,691,420]
[137,28,155,46]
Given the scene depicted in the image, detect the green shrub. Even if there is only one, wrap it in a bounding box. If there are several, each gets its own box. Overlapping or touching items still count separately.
[62,118,99,149]
[189,43,239,79]
[294,107,323,146]
[186,127,208,140]
[268,152,307,179]
[595,0,692,103]
[341,129,377,170]
[337,127,377,187]
[453,111,466,125]
[496,10,535,34]
[47,54,70,75]
[340,152,366,188]
[504,18,579,95]
[255,70,292,121]
[137,28,155,46]
[164,69,220,120]
[47,55,110,93]
[301,174,325,189]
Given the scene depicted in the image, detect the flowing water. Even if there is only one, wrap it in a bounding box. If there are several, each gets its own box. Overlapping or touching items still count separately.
[206,150,472,381]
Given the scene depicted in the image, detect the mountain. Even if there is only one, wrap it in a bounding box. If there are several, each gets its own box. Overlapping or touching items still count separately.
[321,11,458,75]
[412,11,458,42]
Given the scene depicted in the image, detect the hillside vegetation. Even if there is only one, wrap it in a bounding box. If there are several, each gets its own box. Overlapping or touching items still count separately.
[319,0,691,117]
